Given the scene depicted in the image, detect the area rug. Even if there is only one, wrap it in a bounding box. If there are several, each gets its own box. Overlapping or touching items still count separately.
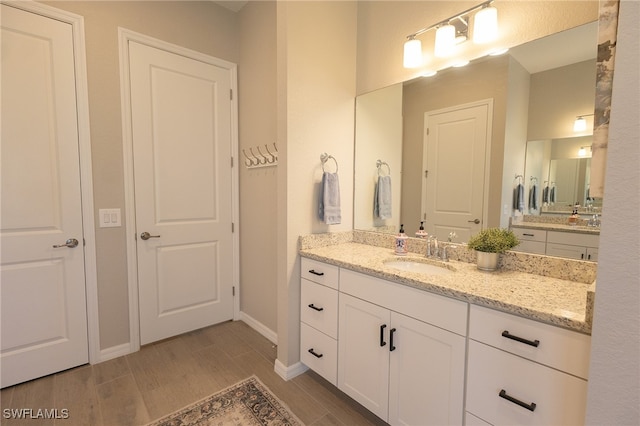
[146,376,304,426]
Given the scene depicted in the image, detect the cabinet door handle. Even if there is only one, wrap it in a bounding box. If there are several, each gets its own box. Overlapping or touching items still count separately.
[389,328,397,352]
[308,269,324,276]
[308,303,324,312]
[501,330,540,347]
[581,253,584,259]
[308,348,323,358]
[523,233,535,237]
[380,324,387,347]
[499,389,537,412]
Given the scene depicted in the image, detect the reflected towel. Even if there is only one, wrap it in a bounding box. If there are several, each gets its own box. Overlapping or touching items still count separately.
[319,172,341,225]
[374,175,392,219]
[543,185,550,203]
[550,186,556,203]
[528,184,538,210]
[513,183,525,212]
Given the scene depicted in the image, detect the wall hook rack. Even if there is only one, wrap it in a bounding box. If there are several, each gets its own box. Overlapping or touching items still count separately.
[243,143,278,169]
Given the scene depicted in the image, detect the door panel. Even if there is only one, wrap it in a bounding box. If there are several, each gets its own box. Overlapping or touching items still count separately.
[1,4,88,388]
[422,102,491,241]
[129,41,233,345]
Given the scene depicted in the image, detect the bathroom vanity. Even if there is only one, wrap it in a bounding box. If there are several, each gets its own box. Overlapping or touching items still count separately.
[511,220,600,261]
[299,232,594,425]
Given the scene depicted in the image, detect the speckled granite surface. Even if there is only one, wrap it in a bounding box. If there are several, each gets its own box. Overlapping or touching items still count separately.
[511,221,600,235]
[299,231,595,334]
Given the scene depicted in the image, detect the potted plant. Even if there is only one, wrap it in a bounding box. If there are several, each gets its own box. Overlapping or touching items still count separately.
[467,228,520,271]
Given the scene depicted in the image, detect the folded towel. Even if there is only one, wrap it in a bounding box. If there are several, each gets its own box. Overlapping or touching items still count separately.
[550,186,556,204]
[528,184,538,211]
[542,185,549,203]
[513,183,525,212]
[374,175,392,219]
[319,172,341,225]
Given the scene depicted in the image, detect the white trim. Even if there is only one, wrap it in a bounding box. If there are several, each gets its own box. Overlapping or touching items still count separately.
[274,359,309,382]
[239,312,278,344]
[118,28,240,353]
[3,0,101,366]
[97,343,131,363]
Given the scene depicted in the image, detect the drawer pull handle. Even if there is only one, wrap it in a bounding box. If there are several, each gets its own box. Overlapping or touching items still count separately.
[499,389,537,412]
[523,233,535,237]
[308,269,325,276]
[501,330,540,347]
[389,328,397,352]
[308,348,323,358]
[308,303,324,312]
[380,324,387,347]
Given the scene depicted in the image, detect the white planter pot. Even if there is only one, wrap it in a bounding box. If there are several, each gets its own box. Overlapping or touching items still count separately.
[476,251,499,271]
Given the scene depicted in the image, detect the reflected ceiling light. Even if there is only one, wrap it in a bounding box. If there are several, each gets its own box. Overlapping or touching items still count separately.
[573,113,594,132]
[578,146,587,157]
[473,5,498,43]
[403,1,499,68]
[403,37,423,68]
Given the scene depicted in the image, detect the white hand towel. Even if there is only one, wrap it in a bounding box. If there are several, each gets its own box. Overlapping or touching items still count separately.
[319,172,341,225]
[374,175,392,219]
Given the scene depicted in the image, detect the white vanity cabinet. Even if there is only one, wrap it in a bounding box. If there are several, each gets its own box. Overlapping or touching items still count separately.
[338,269,467,425]
[465,305,591,425]
[546,231,599,261]
[511,228,546,255]
[300,258,340,385]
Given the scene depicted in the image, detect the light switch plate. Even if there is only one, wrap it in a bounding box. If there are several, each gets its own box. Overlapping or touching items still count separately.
[99,208,121,228]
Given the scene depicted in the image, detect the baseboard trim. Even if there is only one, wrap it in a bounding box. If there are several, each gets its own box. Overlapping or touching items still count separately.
[97,343,131,363]
[274,359,308,381]
[238,311,278,345]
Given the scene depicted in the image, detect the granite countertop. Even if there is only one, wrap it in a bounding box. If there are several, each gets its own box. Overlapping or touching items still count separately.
[300,241,593,334]
[511,221,600,235]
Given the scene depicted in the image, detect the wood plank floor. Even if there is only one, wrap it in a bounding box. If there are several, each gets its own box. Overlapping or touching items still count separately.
[1,320,387,425]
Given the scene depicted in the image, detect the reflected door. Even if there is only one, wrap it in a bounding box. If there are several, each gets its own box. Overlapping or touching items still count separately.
[1,4,88,388]
[129,41,234,345]
[422,101,491,242]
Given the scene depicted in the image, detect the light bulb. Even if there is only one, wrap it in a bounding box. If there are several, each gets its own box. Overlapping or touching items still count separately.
[573,117,587,132]
[403,38,423,68]
[435,24,456,57]
[578,147,587,157]
[473,6,498,44]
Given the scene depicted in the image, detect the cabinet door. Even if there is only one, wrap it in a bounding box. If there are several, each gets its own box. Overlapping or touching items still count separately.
[338,293,390,421]
[545,242,587,260]
[388,312,466,426]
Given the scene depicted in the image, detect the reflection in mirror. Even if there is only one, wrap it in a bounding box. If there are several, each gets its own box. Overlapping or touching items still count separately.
[353,21,600,239]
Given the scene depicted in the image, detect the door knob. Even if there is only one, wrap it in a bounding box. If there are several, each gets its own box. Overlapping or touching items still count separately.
[468,219,480,224]
[53,238,79,248]
[140,232,160,240]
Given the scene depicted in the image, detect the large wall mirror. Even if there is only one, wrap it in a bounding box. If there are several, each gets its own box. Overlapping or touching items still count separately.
[354,17,601,241]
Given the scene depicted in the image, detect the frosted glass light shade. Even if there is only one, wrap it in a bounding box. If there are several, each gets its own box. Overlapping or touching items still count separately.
[403,38,423,68]
[434,24,456,57]
[473,6,498,44]
[574,117,587,132]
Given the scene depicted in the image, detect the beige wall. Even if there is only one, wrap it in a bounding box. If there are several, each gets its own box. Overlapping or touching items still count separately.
[42,1,239,349]
[276,1,357,367]
[238,2,278,335]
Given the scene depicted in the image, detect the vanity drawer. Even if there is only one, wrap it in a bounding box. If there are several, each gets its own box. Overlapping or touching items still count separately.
[513,240,546,255]
[301,278,338,338]
[511,227,546,242]
[300,322,337,385]
[466,340,587,426]
[547,231,599,248]
[469,305,591,379]
[301,257,339,289]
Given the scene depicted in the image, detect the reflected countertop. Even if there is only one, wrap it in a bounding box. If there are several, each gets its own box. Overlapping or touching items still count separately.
[300,240,594,335]
[511,221,600,235]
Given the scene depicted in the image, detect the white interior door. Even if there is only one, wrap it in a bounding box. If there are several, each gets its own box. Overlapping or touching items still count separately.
[1,4,88,388]
[128,41,234,345]
[422,101,491,242]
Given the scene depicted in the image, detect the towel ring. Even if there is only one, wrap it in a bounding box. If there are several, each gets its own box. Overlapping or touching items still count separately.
[376,160,391,176]
[320,153,338,173]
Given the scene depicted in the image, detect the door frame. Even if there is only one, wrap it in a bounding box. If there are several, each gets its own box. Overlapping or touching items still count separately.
[118,28,240,353]
[2,1,100,364]
[421,99,494,232]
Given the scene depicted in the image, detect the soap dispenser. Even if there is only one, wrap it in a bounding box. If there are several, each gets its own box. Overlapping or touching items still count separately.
[395,224,408,256]
[415,221,428,239]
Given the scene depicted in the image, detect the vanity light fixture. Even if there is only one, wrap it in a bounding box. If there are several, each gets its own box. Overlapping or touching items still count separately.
[403,0,498,68]
[573,113,594,132]
[578,146,592,157]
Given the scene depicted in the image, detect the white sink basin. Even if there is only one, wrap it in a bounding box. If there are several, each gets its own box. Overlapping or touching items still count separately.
[384,259,454,275]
